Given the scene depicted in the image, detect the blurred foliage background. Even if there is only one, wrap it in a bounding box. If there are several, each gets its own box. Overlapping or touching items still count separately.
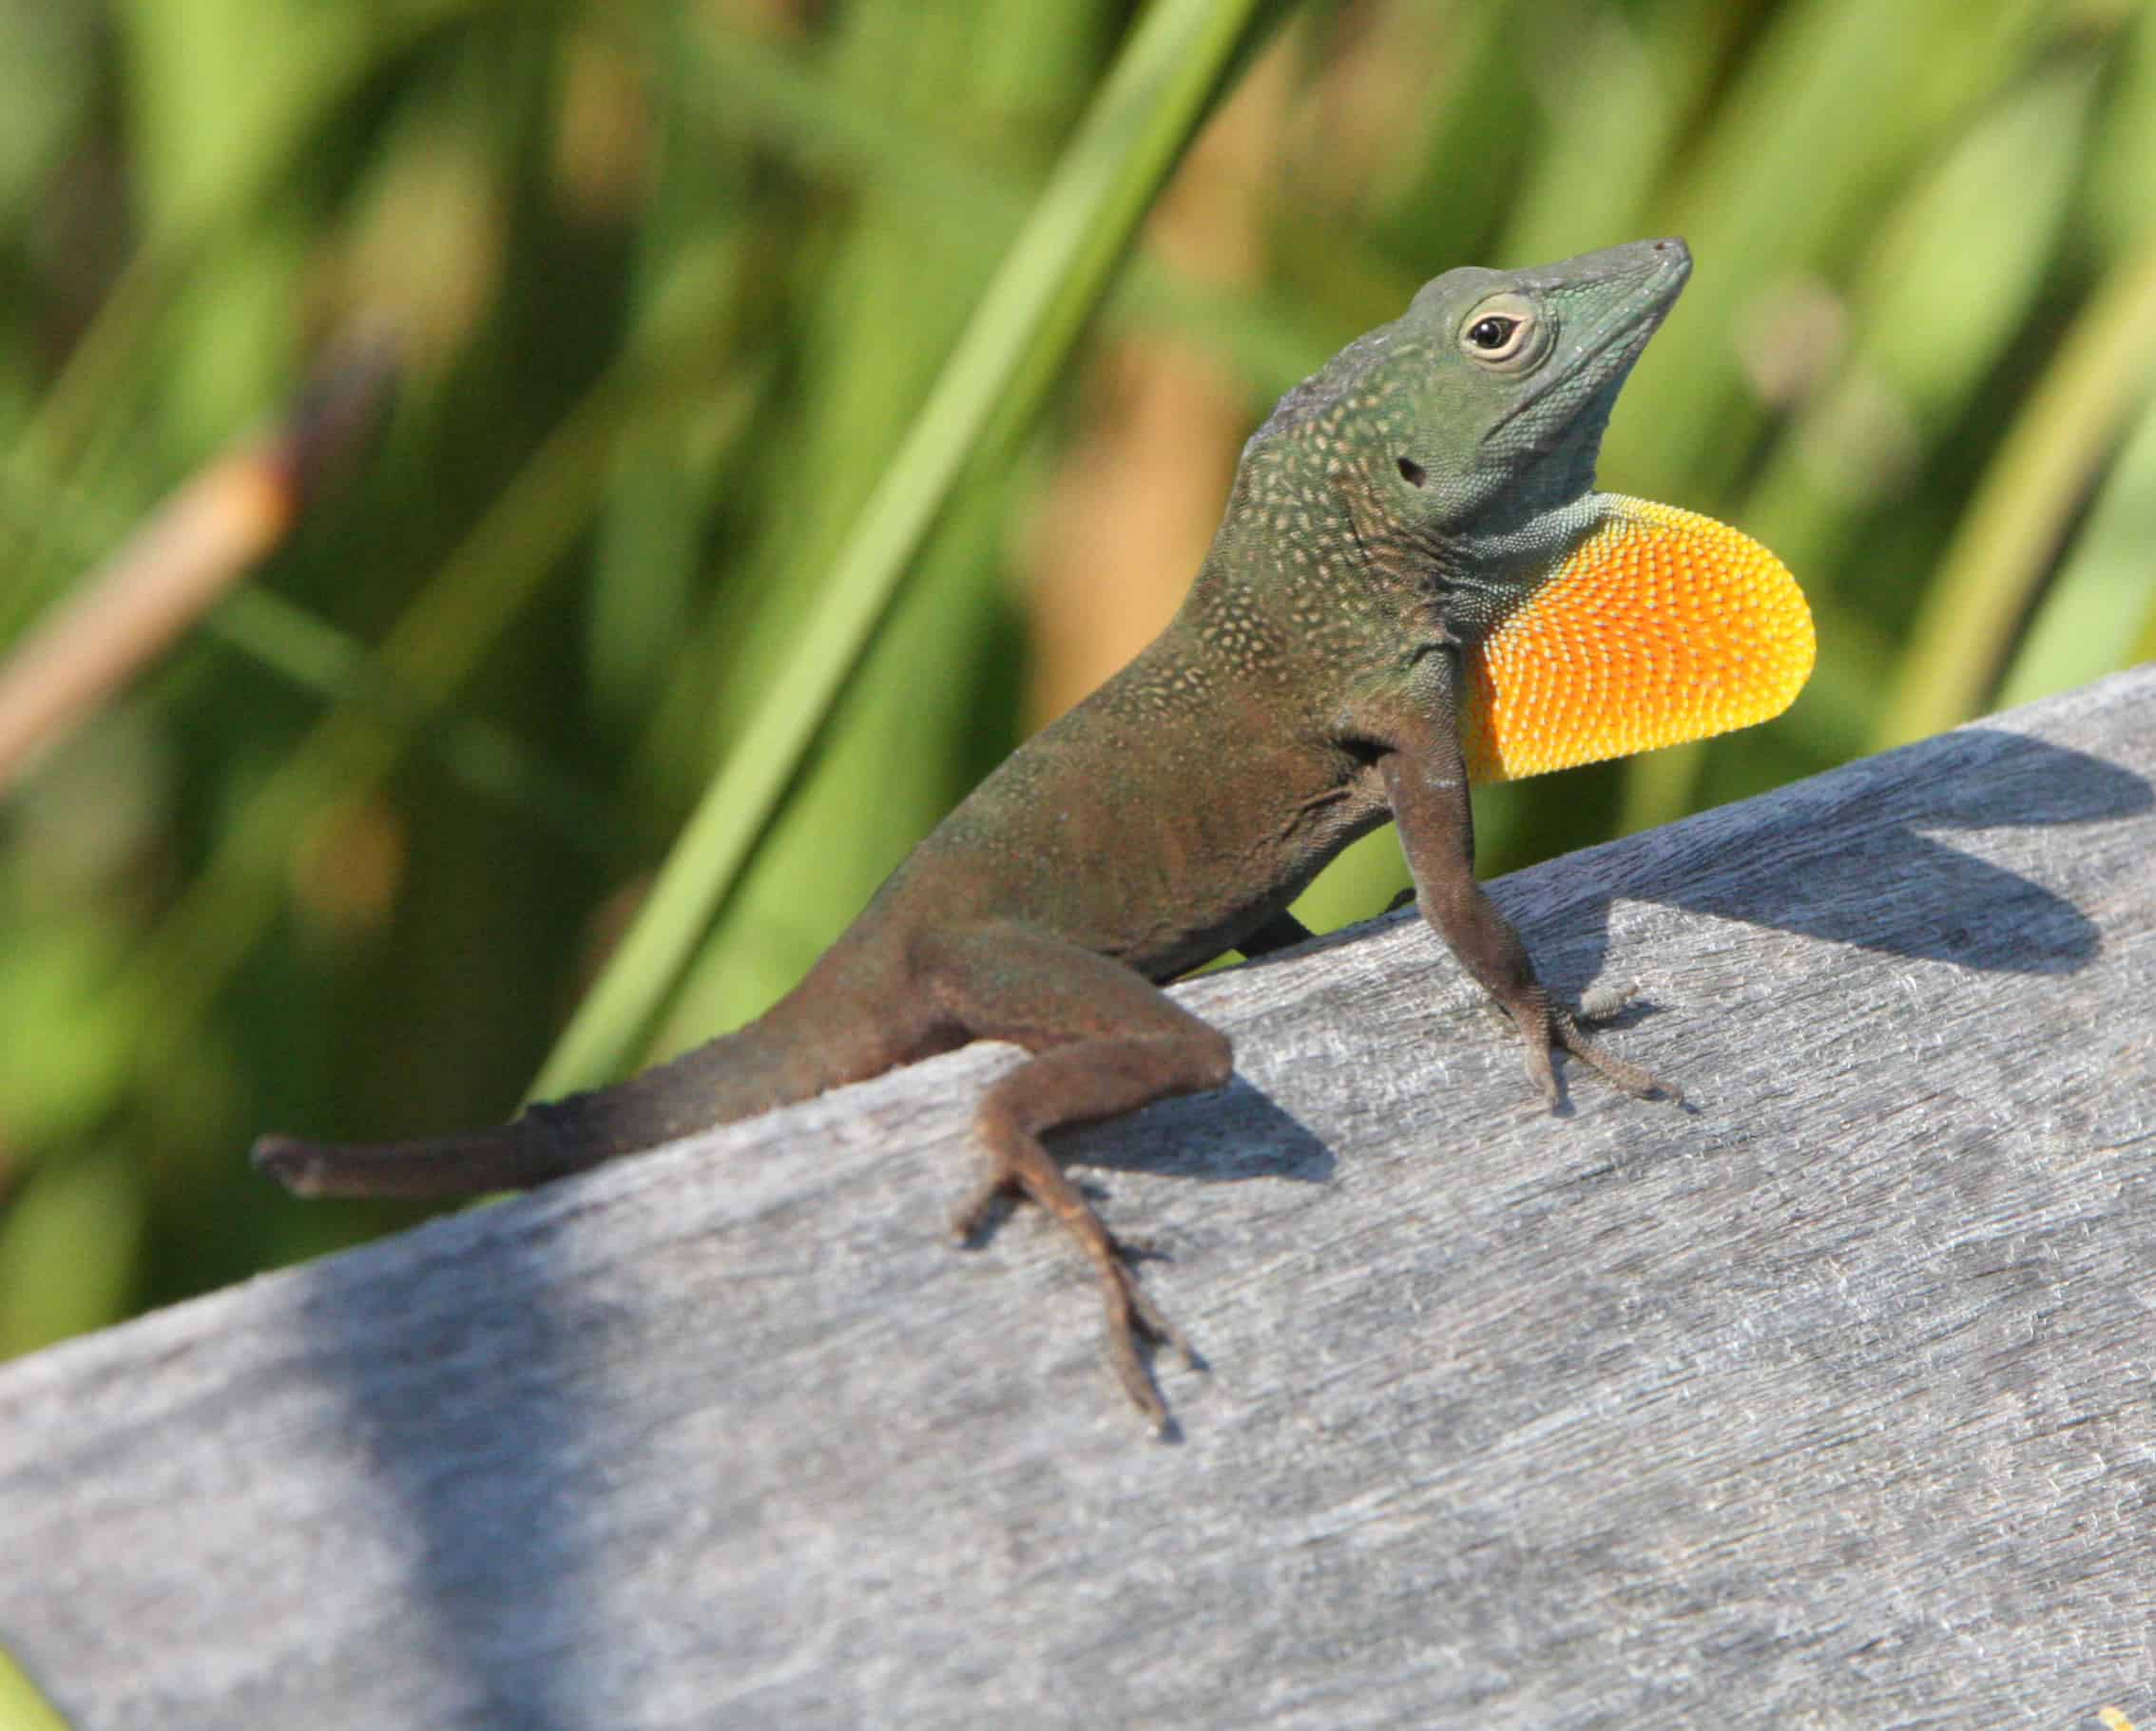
[0,0,2152,1362]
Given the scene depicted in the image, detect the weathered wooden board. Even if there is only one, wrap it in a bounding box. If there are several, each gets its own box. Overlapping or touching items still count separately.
[3,670,2152,1730]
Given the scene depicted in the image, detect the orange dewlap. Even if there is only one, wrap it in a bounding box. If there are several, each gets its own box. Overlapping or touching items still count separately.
[1458,495,1814,784]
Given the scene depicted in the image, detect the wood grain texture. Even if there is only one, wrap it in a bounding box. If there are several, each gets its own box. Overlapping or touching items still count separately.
[3,670,2152,1731]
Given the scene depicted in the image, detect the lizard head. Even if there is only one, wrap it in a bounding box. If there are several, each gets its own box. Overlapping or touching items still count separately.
[1393,237,1689,528]
[1238,238,1691,596]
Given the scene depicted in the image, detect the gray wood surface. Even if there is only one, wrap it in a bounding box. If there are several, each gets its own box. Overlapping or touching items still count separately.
[4,670,2153,1730]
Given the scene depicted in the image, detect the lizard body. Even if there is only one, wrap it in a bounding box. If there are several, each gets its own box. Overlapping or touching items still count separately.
[257,239,1813,1428]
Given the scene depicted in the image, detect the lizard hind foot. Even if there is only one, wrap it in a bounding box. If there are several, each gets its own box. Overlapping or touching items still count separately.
[1503,995,1679,1110]
[953,1128,1196,1436]
[1551,1004,1682,1106]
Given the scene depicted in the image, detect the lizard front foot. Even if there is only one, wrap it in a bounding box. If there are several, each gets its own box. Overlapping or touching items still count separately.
[953,1139,1196,1436]
[1503,991,1681,1108]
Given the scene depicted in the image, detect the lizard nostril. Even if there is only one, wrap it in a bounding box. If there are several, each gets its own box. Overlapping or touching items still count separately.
[1396,456,1427,487]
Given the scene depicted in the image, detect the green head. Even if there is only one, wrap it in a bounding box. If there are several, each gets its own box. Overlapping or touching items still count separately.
[1226,239,1691,616]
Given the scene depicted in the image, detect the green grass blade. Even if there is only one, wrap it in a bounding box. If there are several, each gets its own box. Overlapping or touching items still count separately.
[529,0,1280,1098]
[1874,238,2156,748]
[1993,391,2156,709]
[665,6,1326,410]
[0,1644,72,1731]
[640,0,1104,1048]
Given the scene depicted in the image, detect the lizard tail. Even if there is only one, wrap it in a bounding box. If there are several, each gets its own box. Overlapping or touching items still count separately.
[253,1124,571,1198]
[255,968,914,1200]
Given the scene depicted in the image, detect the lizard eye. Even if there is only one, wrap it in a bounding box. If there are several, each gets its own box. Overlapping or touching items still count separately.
[1458,295,1539,366]
[1396,456,1427,487]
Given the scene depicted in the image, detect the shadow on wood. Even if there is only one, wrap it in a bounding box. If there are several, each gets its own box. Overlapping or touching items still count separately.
[2,671,2152,1729]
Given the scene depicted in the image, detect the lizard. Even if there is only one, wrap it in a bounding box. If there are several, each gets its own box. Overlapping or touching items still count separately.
[255,237,1814,1431]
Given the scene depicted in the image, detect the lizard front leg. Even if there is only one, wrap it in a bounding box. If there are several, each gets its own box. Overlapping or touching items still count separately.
[917,922,1231,1432]
[1376,699,1673,1108]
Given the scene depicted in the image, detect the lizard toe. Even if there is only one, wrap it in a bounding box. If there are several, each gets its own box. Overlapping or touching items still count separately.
[1554,1009,1679,1104]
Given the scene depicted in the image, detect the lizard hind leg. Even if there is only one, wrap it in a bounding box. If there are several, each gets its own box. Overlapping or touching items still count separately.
[922,924,1233,1433]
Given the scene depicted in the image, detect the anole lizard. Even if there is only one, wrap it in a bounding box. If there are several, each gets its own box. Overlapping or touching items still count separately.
[257,239,1814,1429]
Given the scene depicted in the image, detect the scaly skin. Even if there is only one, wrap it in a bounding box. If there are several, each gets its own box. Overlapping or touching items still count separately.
[260,239,1786,1432]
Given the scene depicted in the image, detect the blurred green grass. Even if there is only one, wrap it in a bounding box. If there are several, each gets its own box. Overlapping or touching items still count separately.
[1,0,2152,1358]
